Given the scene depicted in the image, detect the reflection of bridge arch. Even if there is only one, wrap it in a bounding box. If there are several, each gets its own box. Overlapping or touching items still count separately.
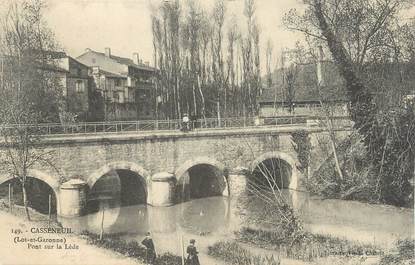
[178,197,230,233]
[250,152,299,190]
[175,157,229,201]
[87,161,150,210]
[0,169,60,214]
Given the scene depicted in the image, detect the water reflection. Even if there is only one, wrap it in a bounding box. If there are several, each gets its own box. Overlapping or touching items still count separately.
[61,196,231,235]
[60,188,414,256]
[59,196,232,264]
[245,189,413,248]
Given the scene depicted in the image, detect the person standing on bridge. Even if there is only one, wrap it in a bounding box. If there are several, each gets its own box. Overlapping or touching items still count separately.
[186,239,200,265]
[182,113,190,132]
[141,232,156,264]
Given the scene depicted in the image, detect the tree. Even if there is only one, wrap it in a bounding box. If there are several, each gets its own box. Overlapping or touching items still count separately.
[212,0,226,112]
[226,17,239,116]
[240,0,261,116]
[0,0,62,219]
[150,0,264,119]
[284,0,414,134]
[284,0,415,206]
[284,65,298,114]
[265,39,274,89]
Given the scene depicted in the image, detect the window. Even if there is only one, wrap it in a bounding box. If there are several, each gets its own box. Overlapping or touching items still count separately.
[92,58,96,64]
[75,80,85,93]
[113,91,119,102]
[115,79,121,86]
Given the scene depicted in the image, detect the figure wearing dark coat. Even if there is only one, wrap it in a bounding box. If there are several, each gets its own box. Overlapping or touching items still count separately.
[186,244,200,265]
[142,235,156,264]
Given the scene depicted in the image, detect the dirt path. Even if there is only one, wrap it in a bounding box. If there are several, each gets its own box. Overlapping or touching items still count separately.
[0,211,143,265]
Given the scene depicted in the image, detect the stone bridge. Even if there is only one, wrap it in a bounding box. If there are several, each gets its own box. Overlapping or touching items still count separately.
[0,125,350,217]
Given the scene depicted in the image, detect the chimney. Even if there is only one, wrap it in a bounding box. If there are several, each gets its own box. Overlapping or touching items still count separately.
[105,47,111,58]
[317,45,324,86]
[133,53,140,65]
[85,48,91,53]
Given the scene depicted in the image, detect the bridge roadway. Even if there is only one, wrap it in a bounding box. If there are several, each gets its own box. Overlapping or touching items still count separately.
[40,123,351,143]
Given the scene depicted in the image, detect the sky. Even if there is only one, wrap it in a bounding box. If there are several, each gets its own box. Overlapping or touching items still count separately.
[44,0,305,68]
[43,0,414,70]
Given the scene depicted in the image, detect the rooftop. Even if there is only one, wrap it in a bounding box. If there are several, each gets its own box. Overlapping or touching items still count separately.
[92,67,126,78]
[79,49,157,72]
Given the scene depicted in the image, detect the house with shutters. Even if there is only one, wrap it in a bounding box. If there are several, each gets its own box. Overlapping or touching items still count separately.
[53,53,91,121]
[76,48,157,120]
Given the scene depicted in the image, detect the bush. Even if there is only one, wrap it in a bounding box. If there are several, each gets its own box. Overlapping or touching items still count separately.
[379,239,415,265]
[236,193,304,243]
[396,239,414,260]
[291,130,312,177]
[154,253,182,265]
[307,108,415,208]
[306,133,379,203]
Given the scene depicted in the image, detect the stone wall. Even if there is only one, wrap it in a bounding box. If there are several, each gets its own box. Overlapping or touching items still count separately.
[29,131,297,185]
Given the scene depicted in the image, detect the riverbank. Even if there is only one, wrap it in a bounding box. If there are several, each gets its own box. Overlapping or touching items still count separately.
[219,226,414,265]
[80,231,184,265]
[208,240,382,265]
[0,208,143,265]
[235,227,383,260]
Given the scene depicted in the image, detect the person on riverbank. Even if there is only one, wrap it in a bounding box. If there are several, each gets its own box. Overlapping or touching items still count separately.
[141,232,156,265]
[186,239,200,265]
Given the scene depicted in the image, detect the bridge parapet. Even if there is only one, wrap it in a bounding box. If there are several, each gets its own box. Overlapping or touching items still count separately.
[1,115,352,136]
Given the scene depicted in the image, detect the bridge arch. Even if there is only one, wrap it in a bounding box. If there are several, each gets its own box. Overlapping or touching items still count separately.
[87,161,150,188]
[250,152,299,190]
[175,157,229,201]
[175,157,225,180]
[87,161,150,210]
[0,169,60,214]
[0,169,60,197]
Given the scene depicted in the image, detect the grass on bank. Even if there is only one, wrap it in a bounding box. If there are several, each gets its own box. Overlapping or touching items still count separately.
[235,227,383,262]
[80,231,182,265]
[0,198,58,224]
[208,241,281,265]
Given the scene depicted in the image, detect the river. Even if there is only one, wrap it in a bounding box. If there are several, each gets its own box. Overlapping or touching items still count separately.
[59,188,413,264]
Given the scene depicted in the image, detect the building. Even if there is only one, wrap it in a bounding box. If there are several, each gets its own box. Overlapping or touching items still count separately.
[258,59,349,118]
[52,53,91,121]
[76,48,157,120]
[260,46,415,120]
[0,51,91,122]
